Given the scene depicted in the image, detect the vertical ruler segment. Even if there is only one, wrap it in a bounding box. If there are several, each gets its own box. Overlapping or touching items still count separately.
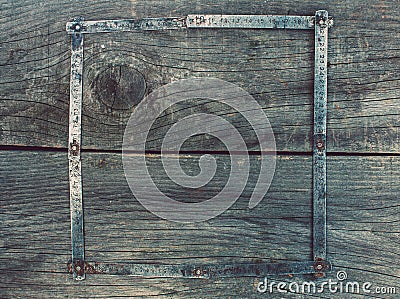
[68,20,85,280]
[313,10,329,261]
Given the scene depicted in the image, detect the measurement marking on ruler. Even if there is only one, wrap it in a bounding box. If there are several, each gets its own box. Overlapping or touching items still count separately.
[66,17,186,33]
[313,10,329,262]
[186,14,315,29]
[66,11,332,280]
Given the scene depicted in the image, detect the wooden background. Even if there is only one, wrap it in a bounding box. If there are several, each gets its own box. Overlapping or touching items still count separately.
[1,0,399,298]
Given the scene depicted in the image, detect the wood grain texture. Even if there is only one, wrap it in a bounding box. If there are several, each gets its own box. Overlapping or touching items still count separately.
[1,151,399,298]
[1,0,399,298]
[0,0,399,152]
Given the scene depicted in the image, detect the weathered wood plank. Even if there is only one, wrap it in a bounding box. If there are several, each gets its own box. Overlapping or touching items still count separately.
[1,0,399,298]
[1,151,399,298]
[0,0,399,152]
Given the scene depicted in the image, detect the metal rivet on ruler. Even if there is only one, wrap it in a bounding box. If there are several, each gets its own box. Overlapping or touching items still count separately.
[74,259,85,277]
[315,263,323,271]
[313,260,328,272]
[193,268,206,277]
[72,23,83,32]
[316,139,325,151]
[70,141,79,156]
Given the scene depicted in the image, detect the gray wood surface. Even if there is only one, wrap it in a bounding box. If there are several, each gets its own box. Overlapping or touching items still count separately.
[1,0,399,152]
[1,152,399,298]
[1,0,399,298]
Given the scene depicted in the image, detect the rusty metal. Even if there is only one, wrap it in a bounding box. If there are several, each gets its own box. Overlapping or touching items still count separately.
[66,11,333,280]
[186,14,315,29]
[313,260,329,272]
[316,139,325,151]
[68,17,85,281]
[66,17,186,33]
[67,260,332,278]
[65,14,335,34]
[70,140,79,156]
[313,10,329,262]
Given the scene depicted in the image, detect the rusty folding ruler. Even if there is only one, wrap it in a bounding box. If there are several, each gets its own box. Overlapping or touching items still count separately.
[66,11,333,280]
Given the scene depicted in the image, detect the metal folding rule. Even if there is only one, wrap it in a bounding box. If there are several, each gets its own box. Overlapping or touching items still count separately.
[66,11,333,280]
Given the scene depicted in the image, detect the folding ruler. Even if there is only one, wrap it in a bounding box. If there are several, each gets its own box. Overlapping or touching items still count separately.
[66,11,333,280]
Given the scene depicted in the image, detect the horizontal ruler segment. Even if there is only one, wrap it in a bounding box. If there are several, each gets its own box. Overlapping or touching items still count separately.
[68,260,331,278]
[187,14,314,29]
[66,17,186,33]
[66,15,323,34]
